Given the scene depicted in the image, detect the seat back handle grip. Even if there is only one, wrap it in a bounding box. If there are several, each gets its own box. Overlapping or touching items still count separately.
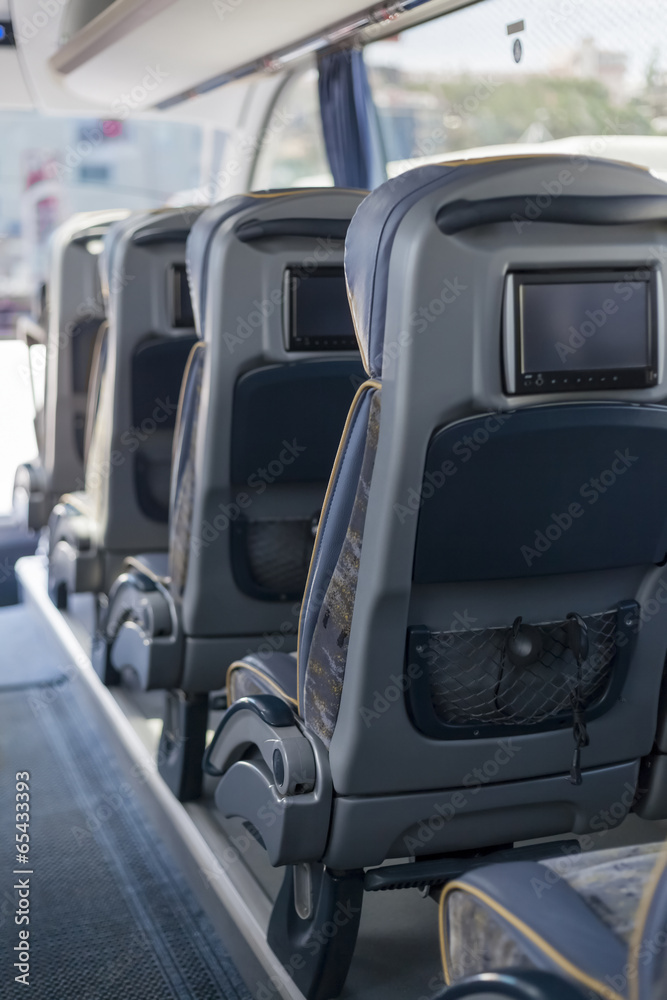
[436,193,667,235]
[235,217,350,242]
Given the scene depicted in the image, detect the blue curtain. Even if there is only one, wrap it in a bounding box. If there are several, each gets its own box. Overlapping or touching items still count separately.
[317,48,378,189]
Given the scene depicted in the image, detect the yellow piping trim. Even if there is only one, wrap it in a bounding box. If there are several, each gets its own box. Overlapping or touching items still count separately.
[124,556,168,585]
[295,377,382,713]
[226,660,298,707]
[438,881,624,1000]
[431,152,649,171]
[60,492,91,516]
[628,844,667,1000]
[247,188,368,198]
[442,153,562,167]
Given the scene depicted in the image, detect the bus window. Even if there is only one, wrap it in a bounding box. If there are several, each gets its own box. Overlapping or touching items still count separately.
[252,68,333,189]
[0,341,38,514]
[365,0,667,178]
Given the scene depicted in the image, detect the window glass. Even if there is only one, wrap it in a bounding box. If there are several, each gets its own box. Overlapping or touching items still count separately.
[252,69,333,189]
[0,113,202,294]
[28,344,46,415]
[0,341,38,514]
[365,0,667,177]
[0,112,202,509]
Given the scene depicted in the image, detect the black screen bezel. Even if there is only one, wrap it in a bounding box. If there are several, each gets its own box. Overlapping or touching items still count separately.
[283,265,357,352]
[171,263,194,329]
[509,268,659,395]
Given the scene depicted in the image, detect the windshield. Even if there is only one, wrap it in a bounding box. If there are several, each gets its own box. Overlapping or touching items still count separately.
[365,0,667,178]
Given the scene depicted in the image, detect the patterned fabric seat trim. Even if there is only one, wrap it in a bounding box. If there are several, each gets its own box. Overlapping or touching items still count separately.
[295,379,381,735]
[302,390,381,746]
[540,845,664,946]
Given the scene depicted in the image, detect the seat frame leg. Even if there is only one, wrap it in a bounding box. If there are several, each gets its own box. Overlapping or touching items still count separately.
[54,580,67,609]
[158,690,208,802]
[91,634,121,686]
[267,863,364,1000]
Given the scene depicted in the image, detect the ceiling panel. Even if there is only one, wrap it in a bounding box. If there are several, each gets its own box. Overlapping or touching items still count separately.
[9,0,449,118]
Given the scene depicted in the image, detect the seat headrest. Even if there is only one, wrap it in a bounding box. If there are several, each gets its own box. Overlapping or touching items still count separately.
[48,209,129,316]
[99,206,201,311]
[344,154,665,378]
[185,188,369,336]
[51,209,128,258]
[185,195,256,335]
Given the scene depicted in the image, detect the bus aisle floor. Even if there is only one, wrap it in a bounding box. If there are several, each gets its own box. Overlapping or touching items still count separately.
[0,604,251,1000]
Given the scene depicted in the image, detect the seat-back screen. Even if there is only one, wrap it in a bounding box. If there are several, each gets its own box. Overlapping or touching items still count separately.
[284,266,357,351]
[506,269,658,394]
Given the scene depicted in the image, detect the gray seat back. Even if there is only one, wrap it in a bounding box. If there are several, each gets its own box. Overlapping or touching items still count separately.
[170,190,367,661]
[84,206,202,555]
[42,211,129,499]
[299,154,667,817]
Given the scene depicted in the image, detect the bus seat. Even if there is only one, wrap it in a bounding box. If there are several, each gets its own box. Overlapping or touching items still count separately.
[97,188,367,801]
[13,210,128,532]
[439,840,667,1000]
[47,206,203,606]
[206,154,667,1000]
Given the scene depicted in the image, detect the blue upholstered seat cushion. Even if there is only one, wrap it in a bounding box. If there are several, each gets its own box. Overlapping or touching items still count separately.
[227,651,298,707]
[440,842,667,1000]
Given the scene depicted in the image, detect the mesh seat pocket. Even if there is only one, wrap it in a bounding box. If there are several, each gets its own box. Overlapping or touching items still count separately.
[406,603,638,739]
[233,518,315,600]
